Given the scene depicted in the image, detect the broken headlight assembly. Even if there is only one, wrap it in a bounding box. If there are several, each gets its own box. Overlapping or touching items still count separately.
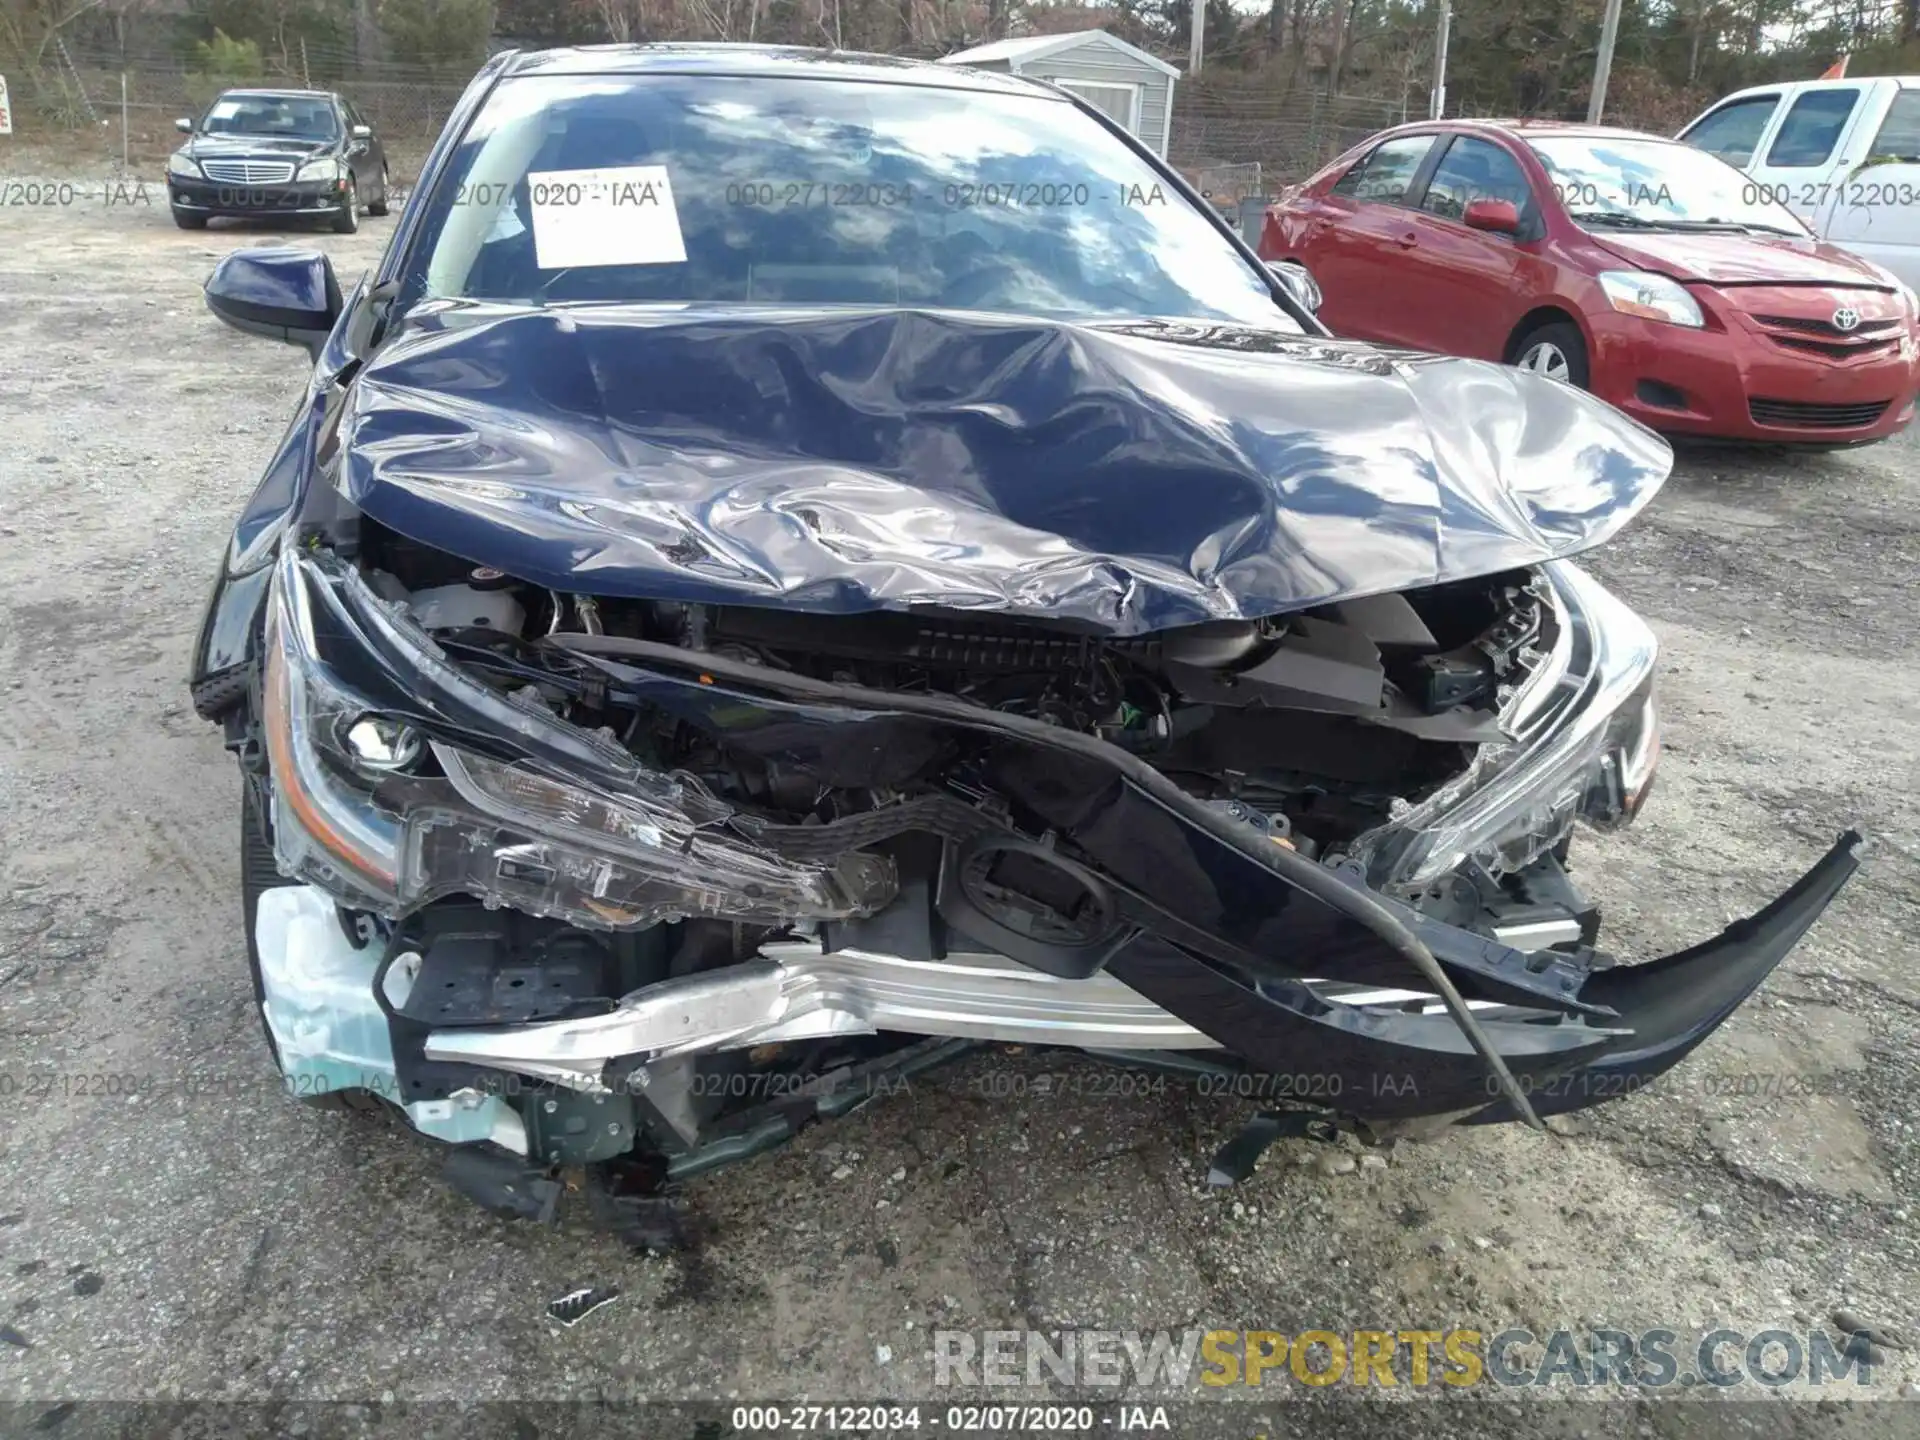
[1355,561,1661,892]
[260,546,895,929]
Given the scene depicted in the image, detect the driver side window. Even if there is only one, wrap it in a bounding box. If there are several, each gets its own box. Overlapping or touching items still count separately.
[1419,137,1534,226]
[1329,135,1435,206]
[1682,95,1779,167]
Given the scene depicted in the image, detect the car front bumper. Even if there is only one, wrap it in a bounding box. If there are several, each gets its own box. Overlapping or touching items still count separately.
[1589,306,1920,445]
[251,826,1861,1174]
[170,175,346,217]
[392,829,1861,1123]
[237,545,1861,1168]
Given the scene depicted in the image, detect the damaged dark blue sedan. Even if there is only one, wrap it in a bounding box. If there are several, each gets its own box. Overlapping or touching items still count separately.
[188,44,1859,1242]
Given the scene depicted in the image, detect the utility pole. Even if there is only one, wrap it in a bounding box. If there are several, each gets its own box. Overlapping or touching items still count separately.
[1428,0,1450,119]
[1588,0,1625,122]
[1189,0,1205,75]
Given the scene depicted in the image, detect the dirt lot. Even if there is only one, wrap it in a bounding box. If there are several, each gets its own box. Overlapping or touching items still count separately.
[2,186,1918,1437]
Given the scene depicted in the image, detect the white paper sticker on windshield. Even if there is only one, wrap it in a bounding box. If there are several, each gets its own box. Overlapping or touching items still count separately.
[527,165,686,270]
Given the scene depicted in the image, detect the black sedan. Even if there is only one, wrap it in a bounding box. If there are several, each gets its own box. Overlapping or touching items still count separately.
[167,88,391,232]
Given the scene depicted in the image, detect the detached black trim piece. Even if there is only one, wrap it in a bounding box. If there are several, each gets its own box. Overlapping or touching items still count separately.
[1464,829,1864,1123]
[546,630,1538,995]
[1109,932,1622,1123]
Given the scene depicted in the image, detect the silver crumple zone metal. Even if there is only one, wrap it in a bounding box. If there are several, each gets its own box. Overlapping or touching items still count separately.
[419,941,1226,1090]
[424,962,794,1090]
[416,939,1534,1091]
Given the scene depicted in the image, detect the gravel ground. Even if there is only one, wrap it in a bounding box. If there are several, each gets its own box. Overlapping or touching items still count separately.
[1,189,1918,1438]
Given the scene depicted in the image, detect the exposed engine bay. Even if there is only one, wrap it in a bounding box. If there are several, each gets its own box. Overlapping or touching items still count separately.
[362,520,1551,871]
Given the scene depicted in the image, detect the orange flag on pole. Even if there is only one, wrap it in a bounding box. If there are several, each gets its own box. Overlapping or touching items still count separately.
[1820,54,1850,79]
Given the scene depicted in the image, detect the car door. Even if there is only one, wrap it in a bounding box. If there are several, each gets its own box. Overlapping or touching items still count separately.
[1679,92,1784,169]
[1385,134,1544,359]
[1744,85,1873,225]
[340,99,376,189]
[1301,133,1441,345]
[356,102,387,187]
[1815,84,1920,291]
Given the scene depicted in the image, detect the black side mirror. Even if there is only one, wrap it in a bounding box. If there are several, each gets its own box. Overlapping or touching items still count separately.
[204,247,342,357]
[175,117,192,133]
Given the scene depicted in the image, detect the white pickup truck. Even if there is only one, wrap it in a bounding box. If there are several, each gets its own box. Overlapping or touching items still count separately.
[1680,76,1920,292]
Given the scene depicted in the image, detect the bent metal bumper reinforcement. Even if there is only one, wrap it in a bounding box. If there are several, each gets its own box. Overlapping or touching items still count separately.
[422,942,1230,1090]
[419,940,1530,1090]
[417,831,1863,1120]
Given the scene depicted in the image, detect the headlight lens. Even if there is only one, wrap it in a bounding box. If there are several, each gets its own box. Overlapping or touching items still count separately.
[261,591,403,909]
[343,716,424,775]
[1360,563,1660,892]
[167,152,200,178]
[400,745,893,929]
[295,157,341,183]
[1599,270,1704,328]
[262,547,895,929]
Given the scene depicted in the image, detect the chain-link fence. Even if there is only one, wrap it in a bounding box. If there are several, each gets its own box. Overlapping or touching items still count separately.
[13,45,472,177]
[1170,74,1412,190]
[16,42,1421,192]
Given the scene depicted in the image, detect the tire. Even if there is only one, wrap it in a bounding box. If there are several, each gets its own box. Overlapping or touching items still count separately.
[367,165,391,217]
[331,177,359,234]
[172,207,208,230]
[1510,320,1590,388]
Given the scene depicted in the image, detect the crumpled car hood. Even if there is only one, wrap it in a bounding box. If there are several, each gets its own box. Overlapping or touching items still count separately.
[340,304,1672,635]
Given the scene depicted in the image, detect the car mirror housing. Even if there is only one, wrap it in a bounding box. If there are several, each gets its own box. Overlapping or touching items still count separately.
[1266,260,1322,314]
[351,124,372,140]
[1464,198,1522,234]
[204,247,342,357]
[175,117,192,133]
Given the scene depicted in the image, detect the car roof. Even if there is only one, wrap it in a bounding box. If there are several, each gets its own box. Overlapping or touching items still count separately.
[209,89,343,111]
[1408,117,1675,145]
[1712,77,1920,98]
[214,88,338,100]
[499,42,1055,98]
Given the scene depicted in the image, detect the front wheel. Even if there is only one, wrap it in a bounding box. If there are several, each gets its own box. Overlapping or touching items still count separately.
[331,177,359,234]
[367,165,391,217]
[171,207,208,230]
[1511,321,1590,388]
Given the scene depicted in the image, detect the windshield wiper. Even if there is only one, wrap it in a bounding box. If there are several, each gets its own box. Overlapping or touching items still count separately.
[1570,211,1758,234]
[1567,209,1660,227]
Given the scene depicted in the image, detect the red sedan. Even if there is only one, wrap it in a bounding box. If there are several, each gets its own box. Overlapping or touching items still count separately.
[1260,119,1920,445]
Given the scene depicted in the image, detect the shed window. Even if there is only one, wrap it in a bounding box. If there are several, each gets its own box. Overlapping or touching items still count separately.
[1051,79,1139,130]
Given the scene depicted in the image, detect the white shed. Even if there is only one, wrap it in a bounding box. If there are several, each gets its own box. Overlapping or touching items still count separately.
[939,31,1180,157]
